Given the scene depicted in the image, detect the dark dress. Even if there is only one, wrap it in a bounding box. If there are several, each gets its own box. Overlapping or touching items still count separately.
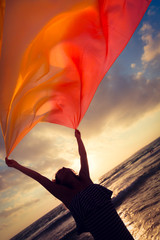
[69,184,134,240]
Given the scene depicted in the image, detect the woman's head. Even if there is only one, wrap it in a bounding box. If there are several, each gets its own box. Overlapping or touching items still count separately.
[55,167,79,188]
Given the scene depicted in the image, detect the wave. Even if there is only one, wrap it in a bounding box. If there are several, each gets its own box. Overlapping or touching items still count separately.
[137,200,160,213]
[112,162,160,208]
[32,211,72,240]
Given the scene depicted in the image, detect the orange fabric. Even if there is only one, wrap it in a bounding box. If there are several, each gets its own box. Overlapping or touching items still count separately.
[0,0,151,156]
[0,0,5,56]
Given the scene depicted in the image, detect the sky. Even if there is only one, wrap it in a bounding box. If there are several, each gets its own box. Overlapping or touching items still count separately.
[0,1,160,239]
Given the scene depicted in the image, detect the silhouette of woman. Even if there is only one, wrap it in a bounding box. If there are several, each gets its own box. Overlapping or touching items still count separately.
[5,129,134,240]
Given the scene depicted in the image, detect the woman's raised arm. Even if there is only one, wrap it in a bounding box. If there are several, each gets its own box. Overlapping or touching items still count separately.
[5,158,71,204]
[75,129,90,178]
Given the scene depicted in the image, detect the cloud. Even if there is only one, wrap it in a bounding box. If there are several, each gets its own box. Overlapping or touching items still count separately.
[139,23,160,64]
[0,161,20,192]
[0,156,68,196]
[81,62,160,135]
[131,63,136,69]
[10,125,58,160]
[0,168,37,195]
[134,71,143,80]
[140,23,153,33]
[0,161,42,195]
[5,123,71,174]
[0,177,8,191]
[0,198,40,218]
[141,33,160,63]
[0,175,9,192]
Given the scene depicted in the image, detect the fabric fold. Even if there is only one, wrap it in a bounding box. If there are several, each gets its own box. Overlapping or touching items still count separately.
[0,0,151,156]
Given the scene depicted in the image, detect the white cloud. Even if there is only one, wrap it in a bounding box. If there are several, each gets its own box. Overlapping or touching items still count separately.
[131,63,136,69]
[140,23,153,33]
[141,33,160,63]
[134,71,143,80]
[139,24,160,64]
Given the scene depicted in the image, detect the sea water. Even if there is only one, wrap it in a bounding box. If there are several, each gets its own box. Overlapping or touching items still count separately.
[11,137,160,240]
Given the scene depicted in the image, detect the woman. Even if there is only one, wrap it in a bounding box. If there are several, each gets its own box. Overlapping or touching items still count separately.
[6,130,134,240]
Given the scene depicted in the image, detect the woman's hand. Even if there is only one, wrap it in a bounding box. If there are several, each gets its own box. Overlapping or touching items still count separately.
[75,129,81,139]
[5,157,19,168]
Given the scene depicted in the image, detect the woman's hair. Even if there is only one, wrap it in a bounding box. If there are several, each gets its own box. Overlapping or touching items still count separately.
[55,173,61,184]
[54,168,79,188]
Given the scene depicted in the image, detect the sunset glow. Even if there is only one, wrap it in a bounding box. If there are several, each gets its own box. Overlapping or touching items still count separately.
[0,1,160,240]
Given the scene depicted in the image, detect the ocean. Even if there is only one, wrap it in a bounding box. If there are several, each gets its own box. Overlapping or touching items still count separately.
[11,137,160,240]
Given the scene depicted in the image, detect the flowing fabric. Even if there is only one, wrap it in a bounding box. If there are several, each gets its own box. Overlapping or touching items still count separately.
[0,0,5,56]
[0,0,151,156]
